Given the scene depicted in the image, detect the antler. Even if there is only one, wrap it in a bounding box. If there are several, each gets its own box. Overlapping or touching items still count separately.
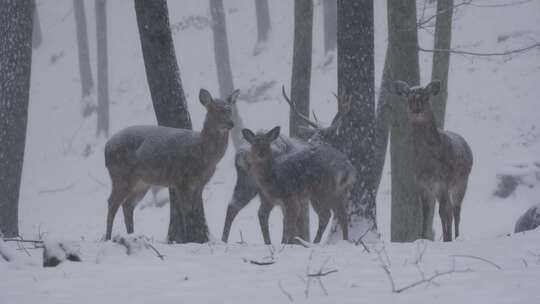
[281,85,320,129]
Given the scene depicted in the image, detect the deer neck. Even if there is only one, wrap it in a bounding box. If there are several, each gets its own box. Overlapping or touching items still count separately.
[410,111,441,148]
[200,118,229,163]
[250,155,277,191]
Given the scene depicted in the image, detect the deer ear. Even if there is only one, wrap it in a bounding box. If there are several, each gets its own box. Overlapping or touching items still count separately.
[199,89,213,107]
[427,80,441,96]
[242,129,256,144]
[392,81,411,97]
[227,89,240,105]
[266,126,280,142]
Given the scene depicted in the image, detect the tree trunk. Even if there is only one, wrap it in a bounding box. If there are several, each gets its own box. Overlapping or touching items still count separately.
[210,0,244,150]
[95,0,109,137]
[328,0,377,243]
[253,0,270,55]
[32,0,42,49]
[289,0,313,241]
[431,0,453,128]
[322,0,337,54]
[0,0,34,238]
[73,0,94,117]
[135,0,201,243]
[373,49,391,193]
[388,0,422,242]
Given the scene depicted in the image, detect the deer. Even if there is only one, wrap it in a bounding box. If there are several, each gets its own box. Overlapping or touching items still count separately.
[221,87,354,244]
[104,88,239,240]
[241,126,356,244]
[392,80,473,242]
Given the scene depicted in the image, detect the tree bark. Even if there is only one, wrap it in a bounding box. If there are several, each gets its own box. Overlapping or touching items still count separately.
[373,49,391,193]
[0,0,34,237]
[73,0,94,117]
[135,0,200,243]
[210,0,244,150]
[431,0,453,128]
[253,0,270,55]
[328,0,377,243]
[32,0,42,48]
[387,0,422,242]
[322,0,337,54]
[289,0,313,241]
[95,0,109,137]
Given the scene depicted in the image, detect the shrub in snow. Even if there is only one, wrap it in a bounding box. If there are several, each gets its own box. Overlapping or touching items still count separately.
[493,162,540,198]
[514,204,540,233]
[43,240,82,267]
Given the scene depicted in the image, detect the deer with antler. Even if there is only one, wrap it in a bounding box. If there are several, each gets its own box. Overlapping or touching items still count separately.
[221,87,355,244]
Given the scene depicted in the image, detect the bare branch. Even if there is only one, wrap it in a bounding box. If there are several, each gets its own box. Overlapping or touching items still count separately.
[146,243,165,260]
[282,85,320,129]
[39,182,77,194]
[452,254,502,269]
[307,269,338,277]
[466,0,533,8]
[418,43,540,57]
[243,258,275,266]
[394,268,472,293]
[278,280,294,302]
[3,238,44,244]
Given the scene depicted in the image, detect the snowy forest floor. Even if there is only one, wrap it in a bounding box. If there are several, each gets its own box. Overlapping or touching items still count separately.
[2,0,540,303]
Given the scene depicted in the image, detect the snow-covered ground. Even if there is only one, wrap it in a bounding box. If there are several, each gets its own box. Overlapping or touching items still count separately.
[2,0,540,303]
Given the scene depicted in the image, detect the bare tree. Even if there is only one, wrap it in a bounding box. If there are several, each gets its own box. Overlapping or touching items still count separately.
[73,0,94,117]
[134,0,195,243]
[0,0,34,237]
[387,0,423,242]
[431,0,453,128]
[95,0,109,137]
[328,0,377,242]
[210,0,244,150]
[253,0,271,55]
[322,0,337,54]
[289,0,313,241]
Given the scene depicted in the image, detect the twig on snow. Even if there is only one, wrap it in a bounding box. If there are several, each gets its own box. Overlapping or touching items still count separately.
[452,254,502,270]
[278,280,294,302]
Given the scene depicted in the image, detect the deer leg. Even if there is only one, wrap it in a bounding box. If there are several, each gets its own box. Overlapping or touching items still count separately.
[312,200,330,244]
[335,201,349,242]
[222,180,259,243]
[420,191,436,241]
[438,191,453,242]
[282,199,299,244]
[451,181,467,239]
[257,194,274,245]
[105,178,132,240]
[122,184,149,234]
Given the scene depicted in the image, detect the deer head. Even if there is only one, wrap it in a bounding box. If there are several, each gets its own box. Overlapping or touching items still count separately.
[200,88,240,132]
[392,80,441,123]
[242,127,281,160]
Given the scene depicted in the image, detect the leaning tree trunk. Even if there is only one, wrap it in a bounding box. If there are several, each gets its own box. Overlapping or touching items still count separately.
[431,0,453,128]
[289,0,313,241]
[134,0,202,243]
[253,0,271,55]
[388,0,422,242]
[328,0,377,243]
[0,0,34,238]
[73,0,94,117]
[322,0,337,54]
[210,0,244,150]
[32,0,42,48]
[95,0,109,137]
